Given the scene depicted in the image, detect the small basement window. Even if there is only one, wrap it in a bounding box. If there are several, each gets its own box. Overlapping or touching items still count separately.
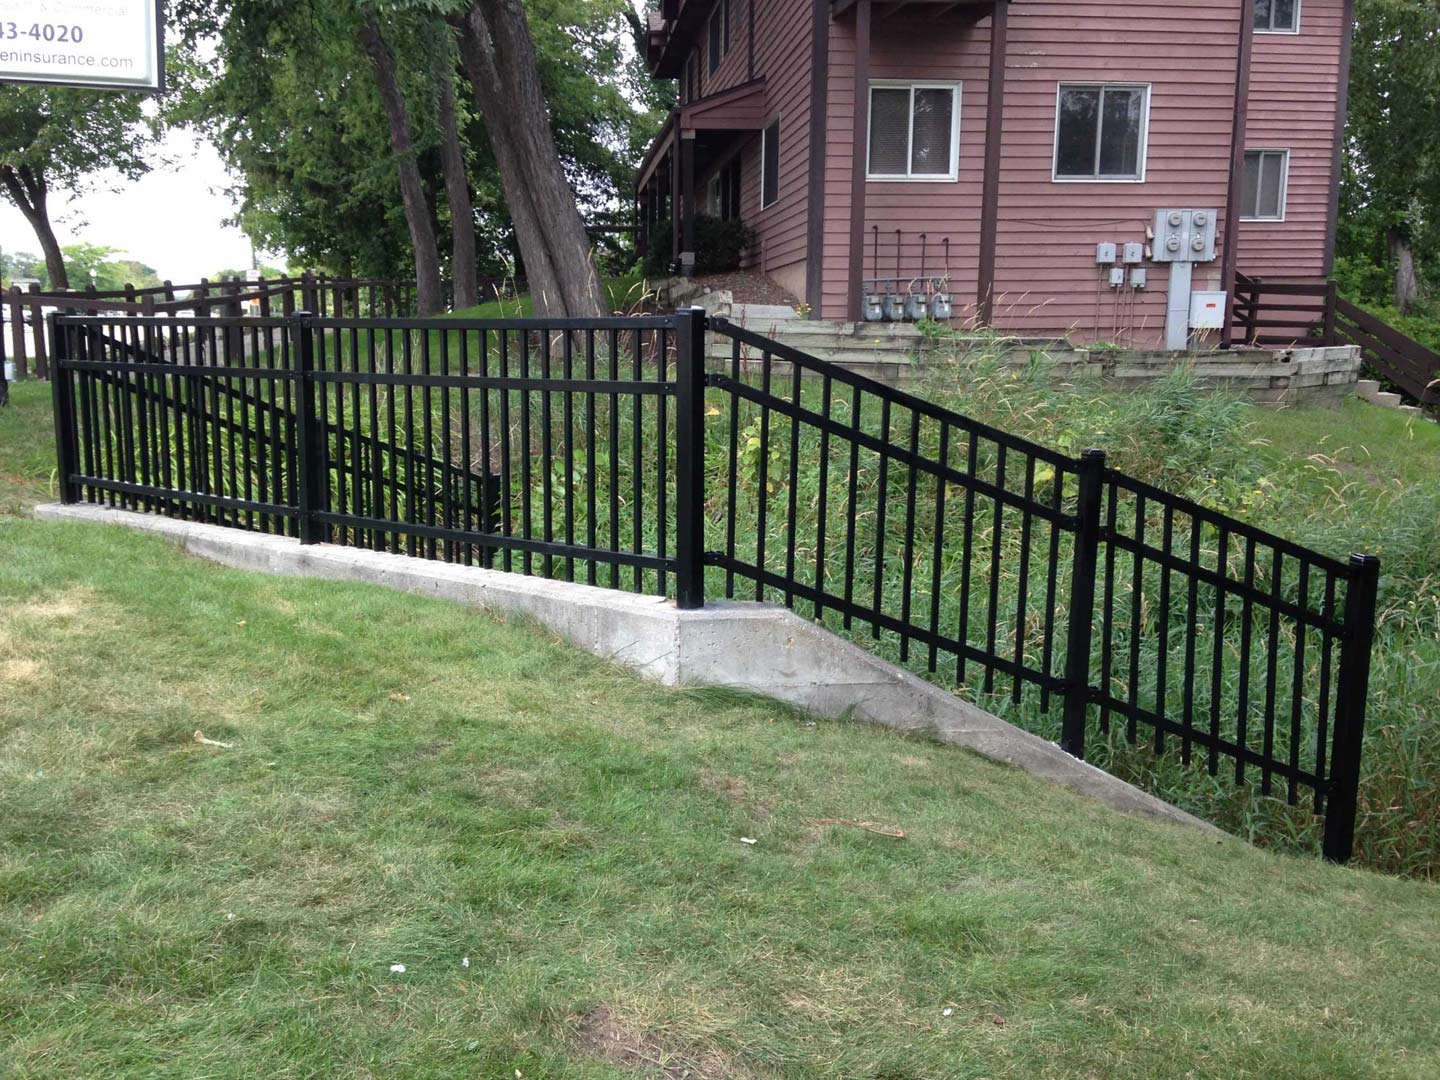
[867,82,961,180]
[761,117,780,209]
[708,0,728,75]
[1054,84,1149,181]
[1255,0,1300,33]
[1241,150,1289,220]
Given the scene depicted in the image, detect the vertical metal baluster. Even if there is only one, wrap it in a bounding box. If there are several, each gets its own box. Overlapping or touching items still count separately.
[460,330,474,566]
[563,328,576,582]
[983,445,1007,695]
[1181,512,1201,766]
[403,324,417,556]
[332,322,348,538]
[724,336,741,598]
[1208,526,1229,776]
[498,329,513,571]
[784,363,803,609]
[755,351,772,602]
[1039,467,1064,711]
[871,397,892,640]
[608,328,621,588]
[656,327,669,597]
[956,430,978,685]
[366,326,382,550]
[1237,538,1258,784]
[815,374,834,618]
[631,327,644,593]
[1126,493,1147,745]
[540,328,554,577]
[1012,455,1036,702]
[841,384,862,630]
[585,329,597,584]
[154,322,176,521]
[1288,558,1311,806]
[927,421,949,674]
[899,409,921,663]
[440,328,455,562]
[1154,505,1174,755]
[350,324,365,549]
[1262,547,1285,796]
[520,328,534,573]
[1313,574,1337,815]
[422,326,437,560]
[384,329,400,551]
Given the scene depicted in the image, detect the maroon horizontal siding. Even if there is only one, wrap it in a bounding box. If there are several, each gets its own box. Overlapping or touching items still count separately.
[1237,0,1347,281]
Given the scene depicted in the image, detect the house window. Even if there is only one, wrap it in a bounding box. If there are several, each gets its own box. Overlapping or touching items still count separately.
[1241,150,1289,220]
[706,159,741,220]
[708,0,728,75]
[1054,84,1149,181]
[761,117,780,209]
[867,82,961,180]
[1255,0,1300,33]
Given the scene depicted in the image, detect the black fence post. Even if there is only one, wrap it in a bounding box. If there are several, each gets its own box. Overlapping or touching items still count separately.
[292,312,326,544]
[673,307,708,610]
[48,314,80,504]
[1061,448,1107,758]
[1323,553,1381,863]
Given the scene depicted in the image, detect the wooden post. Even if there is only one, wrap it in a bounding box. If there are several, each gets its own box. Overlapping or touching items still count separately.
[977,0,1009,326]
[846,0,872,323]
[8,286,26,379]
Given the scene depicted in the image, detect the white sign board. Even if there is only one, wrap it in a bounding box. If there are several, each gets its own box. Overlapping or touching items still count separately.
[0,0,162,92]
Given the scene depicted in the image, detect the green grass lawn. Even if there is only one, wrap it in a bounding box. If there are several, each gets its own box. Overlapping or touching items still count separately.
[2,510,1439,1078]
[452,272,657,319]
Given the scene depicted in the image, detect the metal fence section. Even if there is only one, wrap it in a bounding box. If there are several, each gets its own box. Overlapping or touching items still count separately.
[50,311,699,604]
[50,308,1380,862]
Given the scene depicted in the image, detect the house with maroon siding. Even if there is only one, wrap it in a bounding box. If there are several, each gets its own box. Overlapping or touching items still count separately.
[635,0,1354,349]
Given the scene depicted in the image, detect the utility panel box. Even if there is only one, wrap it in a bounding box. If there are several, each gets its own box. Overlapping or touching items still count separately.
[1152,209,1218,264]
[1095,242,1117,265]
[1122,242,1144,264]
[1130,267,1147,289]
[1189,290,1228,329]
[1109,267,1126,287]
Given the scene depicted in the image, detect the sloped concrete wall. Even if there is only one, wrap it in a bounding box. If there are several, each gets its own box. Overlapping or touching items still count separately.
[35,502,1220,838]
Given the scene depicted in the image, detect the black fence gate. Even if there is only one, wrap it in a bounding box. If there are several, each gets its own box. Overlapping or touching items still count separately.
[48,309,1380,863]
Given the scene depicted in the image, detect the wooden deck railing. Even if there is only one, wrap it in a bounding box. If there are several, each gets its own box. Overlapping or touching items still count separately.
[1231,273,1440,405]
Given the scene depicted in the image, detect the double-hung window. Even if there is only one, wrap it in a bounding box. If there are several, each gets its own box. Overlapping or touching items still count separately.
[1241,150,1289,220]
[761,117,780,209]
[1054,84,1149,181]
[866,82,961,180]
[1255,0,1300,33]
[708,0,728,75]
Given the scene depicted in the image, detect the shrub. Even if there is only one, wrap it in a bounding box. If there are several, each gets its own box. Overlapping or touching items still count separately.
[639,215,755,279]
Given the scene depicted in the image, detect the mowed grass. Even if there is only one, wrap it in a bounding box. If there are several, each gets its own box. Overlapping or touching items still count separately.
[1,515,1439,1079]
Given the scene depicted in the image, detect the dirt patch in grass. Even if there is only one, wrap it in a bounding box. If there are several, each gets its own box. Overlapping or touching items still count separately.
[575,1006,747,1080]
[699,771,772,817]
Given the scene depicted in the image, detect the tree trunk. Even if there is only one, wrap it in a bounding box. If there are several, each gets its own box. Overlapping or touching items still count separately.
[1,165,68,289]
[357,13,445,316]
[436,37,479,311]
[451,0,604,318]
[1389,228,1420,314]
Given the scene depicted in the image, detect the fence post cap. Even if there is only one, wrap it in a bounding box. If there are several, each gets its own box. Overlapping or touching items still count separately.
[1080,448,1107,464]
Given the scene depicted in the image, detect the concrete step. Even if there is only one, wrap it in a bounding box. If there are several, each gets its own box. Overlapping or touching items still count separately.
[729,302,800,322]
[1354,379,1382,399]
[1371,391,1404,408]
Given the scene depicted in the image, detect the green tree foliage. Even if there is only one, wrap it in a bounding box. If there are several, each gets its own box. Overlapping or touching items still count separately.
[0,86,156,289]
[169,0,662,283]
[1340,0,1440,311]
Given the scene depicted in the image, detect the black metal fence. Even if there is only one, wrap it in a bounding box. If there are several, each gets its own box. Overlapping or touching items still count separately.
[49,309,1379,862]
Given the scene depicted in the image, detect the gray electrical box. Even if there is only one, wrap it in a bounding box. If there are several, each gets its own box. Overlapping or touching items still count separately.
[1108,266,1126,287]
[1152,209,1218,264]
[1130,267,1147,289]
[1095,242,1117,265]
[1122,242,1144,264]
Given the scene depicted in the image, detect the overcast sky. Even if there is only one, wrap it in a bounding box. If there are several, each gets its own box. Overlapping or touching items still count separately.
[0,126,272,284]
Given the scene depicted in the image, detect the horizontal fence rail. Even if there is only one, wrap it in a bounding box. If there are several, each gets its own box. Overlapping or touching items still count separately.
[49,309,1380,862]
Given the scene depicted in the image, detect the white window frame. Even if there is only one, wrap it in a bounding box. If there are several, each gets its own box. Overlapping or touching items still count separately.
[1051,83,1152,183]
[865,80,963,182]
[760,115,781,210]
[1255,0,1301,34]
[1241,148,1290,222]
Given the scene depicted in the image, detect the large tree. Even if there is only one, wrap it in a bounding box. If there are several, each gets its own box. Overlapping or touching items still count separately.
[0,87,155,290]
[1341,0,1440,312]
[450,0,603,316]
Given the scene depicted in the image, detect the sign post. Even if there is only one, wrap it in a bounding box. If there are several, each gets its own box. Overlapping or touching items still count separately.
[0,0,163,92]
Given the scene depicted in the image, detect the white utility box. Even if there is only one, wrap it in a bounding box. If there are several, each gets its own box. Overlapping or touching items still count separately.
[1189,291,1229,329]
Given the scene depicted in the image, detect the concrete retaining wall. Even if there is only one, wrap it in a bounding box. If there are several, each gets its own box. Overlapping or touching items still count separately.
[35,502,1219,838]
